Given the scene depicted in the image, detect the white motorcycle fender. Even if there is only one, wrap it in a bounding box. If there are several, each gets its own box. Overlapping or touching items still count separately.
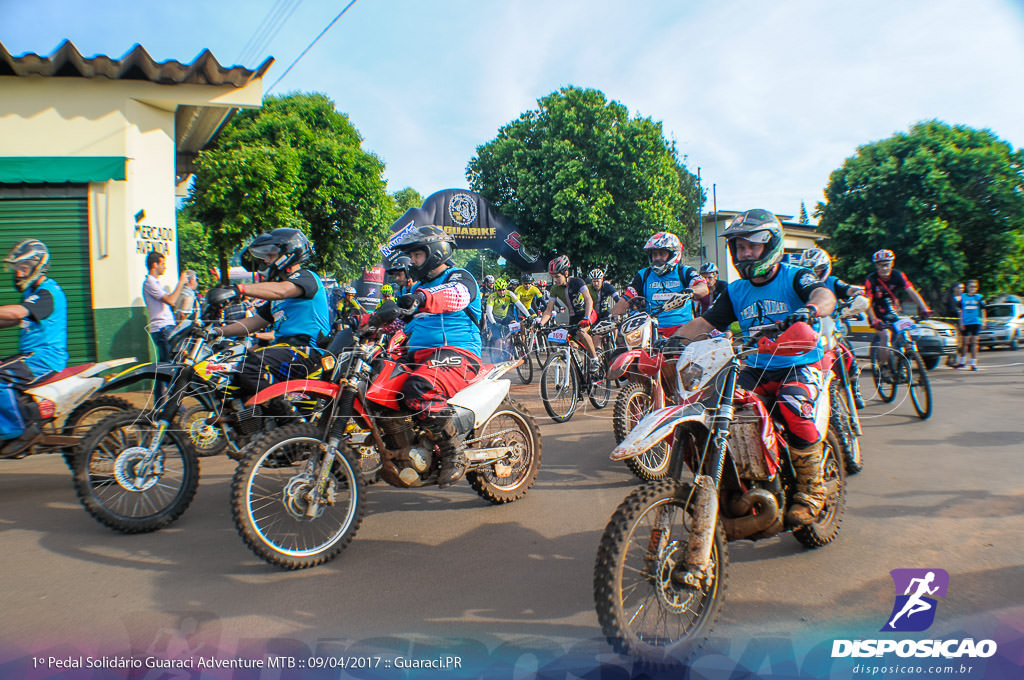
[447,378,511,429]
[610,403,708,462]
[23,357,137,417]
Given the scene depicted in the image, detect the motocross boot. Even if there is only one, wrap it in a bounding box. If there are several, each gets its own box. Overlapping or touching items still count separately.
[423,408,467,489]
[850,369,866,410]
[785,442,827,526]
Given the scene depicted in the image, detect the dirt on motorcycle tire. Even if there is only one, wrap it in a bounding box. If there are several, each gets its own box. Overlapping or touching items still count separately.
[60,395,134,471]
[792,428,846,548]
[231,422,366,570]
[72,409,200,534]
[594,479,728,668]
[466,398,542,504]
[829,384,863,475]
[612,381,671,481]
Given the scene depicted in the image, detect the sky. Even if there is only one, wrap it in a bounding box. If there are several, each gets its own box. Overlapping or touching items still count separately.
[3,0,1024,221]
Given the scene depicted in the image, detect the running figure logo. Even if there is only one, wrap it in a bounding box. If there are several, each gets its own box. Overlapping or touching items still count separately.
[881,568,949,632]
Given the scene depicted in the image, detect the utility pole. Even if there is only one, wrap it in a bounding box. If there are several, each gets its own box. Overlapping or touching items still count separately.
[696,167,703,263]
[713,184,719,266]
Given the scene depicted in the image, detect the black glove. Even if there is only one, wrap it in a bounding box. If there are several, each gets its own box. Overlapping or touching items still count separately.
[780,306,817,330]
[196,325,222,341]
[206,286,241,306]
[397,290,427,317]
[370,300,399,326]
[683,287,694,297]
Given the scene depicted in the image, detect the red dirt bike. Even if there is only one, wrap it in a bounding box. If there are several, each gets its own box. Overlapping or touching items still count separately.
[594,321,848,667]
[230,310,543,570]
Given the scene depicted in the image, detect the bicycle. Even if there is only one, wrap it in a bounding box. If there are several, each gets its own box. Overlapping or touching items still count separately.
[869,315,932,420]
[507,319,536,384]
[539,320,616,423]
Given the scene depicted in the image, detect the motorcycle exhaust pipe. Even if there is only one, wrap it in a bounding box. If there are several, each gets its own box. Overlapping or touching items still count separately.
[723,488,780,541]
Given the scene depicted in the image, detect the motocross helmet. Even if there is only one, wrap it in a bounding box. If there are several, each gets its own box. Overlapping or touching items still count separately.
[548,255,571,277]
[393,225,455,280]
[721,209,784,280]
[537,279,548,289]
[872,249,895,263]
[588,268,605,281]
[245,228,313,282]
[798,247,832,281]
[385,253,412,276]
[4,239,50,291]
[699,262,718,276]
[643,232,682,276]
[381,284,394,296]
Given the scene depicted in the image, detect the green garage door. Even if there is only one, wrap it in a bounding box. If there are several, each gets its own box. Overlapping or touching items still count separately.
[0,198,96,365]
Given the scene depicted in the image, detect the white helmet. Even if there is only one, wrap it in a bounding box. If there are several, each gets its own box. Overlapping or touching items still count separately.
[798,247,832,281]
[643,232,682,276]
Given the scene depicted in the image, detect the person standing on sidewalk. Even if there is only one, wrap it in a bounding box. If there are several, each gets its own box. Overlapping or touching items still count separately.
[142,251,190,399]
[955,279,986,371]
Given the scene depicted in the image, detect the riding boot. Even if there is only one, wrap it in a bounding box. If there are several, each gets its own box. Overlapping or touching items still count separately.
[785,442,827,526]
[423,409,467,489]
[850,369,866,410]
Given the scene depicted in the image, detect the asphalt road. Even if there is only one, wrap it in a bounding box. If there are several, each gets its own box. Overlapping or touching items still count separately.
[1,351,1022,678]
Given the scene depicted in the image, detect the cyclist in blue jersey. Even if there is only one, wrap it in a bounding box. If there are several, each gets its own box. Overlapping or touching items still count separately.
[671,210,837,526]
[610,231,709,337]
[392,225,483,488]
[204,229,330,405]
[0,240,68,455]
[798,247,867,408]
[955,279,986,371]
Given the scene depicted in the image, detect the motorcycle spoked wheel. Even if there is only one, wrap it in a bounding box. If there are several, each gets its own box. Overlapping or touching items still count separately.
[72,409,200,534]
[466,398,542,504]
[792,428,846,548]
[231,422,364,570]
[594,480,728,668]
[60,395,134,471]
[612,381,671,481]
[180,403,228,458]
[540,351,579,423]
[829,383,862,475]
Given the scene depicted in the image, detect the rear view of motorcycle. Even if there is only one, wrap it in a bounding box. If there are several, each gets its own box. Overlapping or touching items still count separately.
[231,318,543,570]
[593,324,847,667]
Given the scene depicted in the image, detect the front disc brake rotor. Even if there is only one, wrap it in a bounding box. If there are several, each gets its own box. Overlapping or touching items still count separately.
[113,446,162,492]
[655,541,701,613]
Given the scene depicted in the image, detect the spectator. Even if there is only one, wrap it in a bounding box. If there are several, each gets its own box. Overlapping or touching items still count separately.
[174,271,199,321]
[142,252,190,399]
[954,279,986,371]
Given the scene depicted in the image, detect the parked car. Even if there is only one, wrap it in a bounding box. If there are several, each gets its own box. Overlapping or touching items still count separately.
[845,314,957,370]
[979,302,1024,350]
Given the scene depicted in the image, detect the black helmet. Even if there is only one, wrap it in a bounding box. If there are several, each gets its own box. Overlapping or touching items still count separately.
[4,239,50,291]
[245,228,313,282]
[394,225,455,280]
[721,209,784,280]
[384,253,413,276]
[521,273,534,284]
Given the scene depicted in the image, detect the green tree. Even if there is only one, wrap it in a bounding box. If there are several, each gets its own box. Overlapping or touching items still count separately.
[798,201,809,224]
[466,86,703,283]
[817,120,1024,307]
[176,205,218,289]
[189,93,392,283]
[390,186,424,221]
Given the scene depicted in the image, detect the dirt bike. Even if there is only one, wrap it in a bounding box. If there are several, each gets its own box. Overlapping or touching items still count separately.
[230,310,543,570]
[539,318,617,423]
[72,306,328,534]
[0,357,138,465]
[870,314,933,420]
[822,296,868,474]
[609,293,697,480]
[593,322,847,666]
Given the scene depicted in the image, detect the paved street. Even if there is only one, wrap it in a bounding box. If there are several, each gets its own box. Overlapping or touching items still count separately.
[1,353,1022,676]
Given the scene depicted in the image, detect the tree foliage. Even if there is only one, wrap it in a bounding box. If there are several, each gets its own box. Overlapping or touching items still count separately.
[176,205,218,289]
[817,121,1024,308]
[466,86,703,284]
[188,93,392,283]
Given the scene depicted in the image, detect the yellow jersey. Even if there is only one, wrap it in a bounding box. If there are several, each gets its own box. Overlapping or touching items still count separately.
[514,284,542,311]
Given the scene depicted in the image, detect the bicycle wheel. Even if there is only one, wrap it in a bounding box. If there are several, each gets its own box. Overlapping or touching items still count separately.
[907,352,933,420]
[870,341,896,403]
[540,350,579,423]
[514,336,534,384]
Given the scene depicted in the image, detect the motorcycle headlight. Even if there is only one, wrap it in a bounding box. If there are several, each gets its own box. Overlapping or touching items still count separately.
[624,328,644,347]
[678,362,703,392]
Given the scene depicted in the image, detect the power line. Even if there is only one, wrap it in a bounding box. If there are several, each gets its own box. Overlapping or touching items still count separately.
[240,0,304,66]
[236,0,287,64]
[266,0,359,94]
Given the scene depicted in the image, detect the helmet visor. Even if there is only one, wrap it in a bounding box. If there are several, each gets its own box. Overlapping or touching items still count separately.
[247,244,281,261]
[731,230,773,244]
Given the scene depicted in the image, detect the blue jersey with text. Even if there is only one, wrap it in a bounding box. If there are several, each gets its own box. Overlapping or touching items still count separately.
[19,278,69,376]
[628,265,701,328]
[958,293,984,326]
[270,270,330,342]
[728,263,825,369]
[406,268,482,357]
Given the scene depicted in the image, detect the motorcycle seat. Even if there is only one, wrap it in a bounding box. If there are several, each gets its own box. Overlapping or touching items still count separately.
[30,363,95,386]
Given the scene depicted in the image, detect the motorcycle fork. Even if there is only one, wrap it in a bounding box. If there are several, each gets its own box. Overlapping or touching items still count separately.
[305,382,358,517]
[836,345,862,436]
[678,359,738,585]
[139,366,195,460]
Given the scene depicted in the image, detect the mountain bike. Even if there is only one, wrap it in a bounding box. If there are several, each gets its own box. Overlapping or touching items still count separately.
[539,320,616,423]
[870,315,932,420]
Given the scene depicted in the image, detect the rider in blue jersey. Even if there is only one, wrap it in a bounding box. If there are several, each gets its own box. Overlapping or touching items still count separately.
[0,240,68,454]
[205,229,329,404]
[671,210,838,526]
[610,231,709,336]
